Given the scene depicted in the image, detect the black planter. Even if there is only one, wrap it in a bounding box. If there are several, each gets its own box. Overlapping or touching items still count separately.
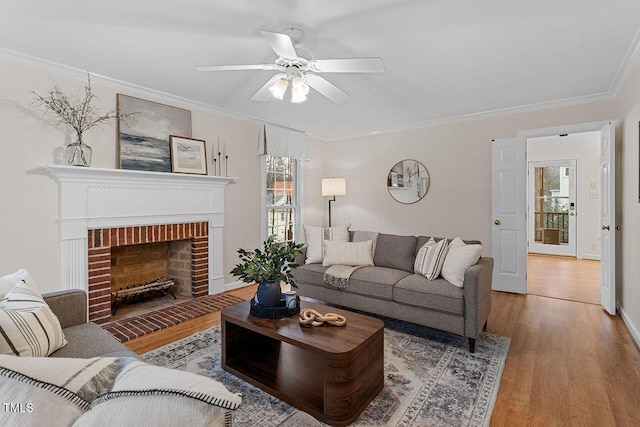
[255,280,281,308]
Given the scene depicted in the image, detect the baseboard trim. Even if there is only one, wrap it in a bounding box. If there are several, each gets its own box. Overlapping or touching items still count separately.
[581,254,601,261]
[224,280,249,292]
[618,306,640,349]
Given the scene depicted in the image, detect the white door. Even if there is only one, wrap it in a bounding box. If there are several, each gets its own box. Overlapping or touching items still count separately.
[491,137,527,294]
[528,160,577,257]
[600,122,616,315]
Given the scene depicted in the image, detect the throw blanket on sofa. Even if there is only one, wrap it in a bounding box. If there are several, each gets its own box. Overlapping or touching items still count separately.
[323,264,364,288]
[323,231,379,289]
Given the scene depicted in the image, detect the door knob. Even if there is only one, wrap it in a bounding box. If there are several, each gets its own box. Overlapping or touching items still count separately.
[494,220,501,225]
[601,225,610,231]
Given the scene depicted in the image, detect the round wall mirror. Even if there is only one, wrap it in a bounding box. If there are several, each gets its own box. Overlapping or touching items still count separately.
[387,159,430,204]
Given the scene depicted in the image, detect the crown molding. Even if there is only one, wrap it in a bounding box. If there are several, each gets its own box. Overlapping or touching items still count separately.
[318,91,616,142]
[0,47,309,136]
[0,46,632,143]
[609,28,640,97]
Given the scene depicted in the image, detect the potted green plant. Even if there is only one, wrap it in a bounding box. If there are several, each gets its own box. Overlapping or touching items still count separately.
[231,235,304,308]
[32,75,134,166]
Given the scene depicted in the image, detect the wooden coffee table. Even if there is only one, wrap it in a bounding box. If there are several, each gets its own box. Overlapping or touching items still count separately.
[221,300,384,426]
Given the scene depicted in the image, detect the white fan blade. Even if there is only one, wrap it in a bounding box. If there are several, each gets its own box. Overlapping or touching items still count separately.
[304,74,350,104]
[251,75,284,102]
[260,31,298,60]
[195,64,280,72]
[309,58,385,73]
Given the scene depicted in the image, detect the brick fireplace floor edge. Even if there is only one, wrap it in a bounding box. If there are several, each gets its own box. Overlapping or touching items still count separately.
[101,293,245,342]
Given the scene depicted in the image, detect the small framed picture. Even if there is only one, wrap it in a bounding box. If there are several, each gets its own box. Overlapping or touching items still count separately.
[170,136,207,175]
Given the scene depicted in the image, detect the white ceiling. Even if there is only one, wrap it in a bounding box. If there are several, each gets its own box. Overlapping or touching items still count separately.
[2,0,640,141]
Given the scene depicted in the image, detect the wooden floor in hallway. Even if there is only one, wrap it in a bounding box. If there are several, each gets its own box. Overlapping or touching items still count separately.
[126,284,640,426]
[527,253,601,304]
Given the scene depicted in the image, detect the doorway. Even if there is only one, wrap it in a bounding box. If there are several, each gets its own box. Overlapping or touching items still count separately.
[528,160,577,257]
[525,132,601,304]
[492,120,616,313]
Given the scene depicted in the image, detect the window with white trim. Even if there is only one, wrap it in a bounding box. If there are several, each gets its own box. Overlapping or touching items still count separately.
[265,155,298,244]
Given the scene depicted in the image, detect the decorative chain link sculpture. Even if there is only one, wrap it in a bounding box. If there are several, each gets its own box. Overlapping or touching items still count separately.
[298,308,347,327]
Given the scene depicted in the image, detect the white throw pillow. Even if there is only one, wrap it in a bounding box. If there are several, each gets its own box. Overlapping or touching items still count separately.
[414,238,449,280]
[303,224,350,264]
[322,240,374,267]
[0,375,86,426]
[0,281,67,357]
[441,237,482,288]
[0,269,39,303]
[303,225,325,264]
[326,224,349,242]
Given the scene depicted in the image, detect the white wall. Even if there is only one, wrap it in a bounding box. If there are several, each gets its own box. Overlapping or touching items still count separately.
[527,132,601,259]
[324,62,640,344]
[302,138,327,228]
[325,100,618,256]
[0,54,324,293]
[617,60,640,344]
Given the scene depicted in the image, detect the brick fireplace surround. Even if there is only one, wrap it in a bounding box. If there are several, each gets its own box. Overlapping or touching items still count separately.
[88,222,209,324]
[41,165,235,325]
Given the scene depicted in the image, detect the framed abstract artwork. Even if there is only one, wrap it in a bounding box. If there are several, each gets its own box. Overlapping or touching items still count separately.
[170,136,207,175]
[117,94,192,172]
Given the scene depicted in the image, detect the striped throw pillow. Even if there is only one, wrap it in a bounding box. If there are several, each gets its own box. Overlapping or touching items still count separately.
[414,238,449,280]
[0,281,67,357]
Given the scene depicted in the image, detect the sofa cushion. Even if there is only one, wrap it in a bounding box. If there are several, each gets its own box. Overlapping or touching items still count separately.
[303,224,350,264]
[303,225,325,264]
[416,236,483,257]
[292,263,330,286]
[0,373,86,425]
[441,237,482,287]
[415,238,449,280]
[326,224,350,241]
[373,234,417,273]
[347,267,411,300]
[50,322,135,358]
[74,394,231,427]
[322,240,374,267]
[0,354,132,407]
[0,268,39,301]
[74,360,241,427]
[0,282,68,357]
[393,274,465,315]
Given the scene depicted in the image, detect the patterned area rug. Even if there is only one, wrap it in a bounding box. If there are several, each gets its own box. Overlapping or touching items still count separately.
[143,319,509,427]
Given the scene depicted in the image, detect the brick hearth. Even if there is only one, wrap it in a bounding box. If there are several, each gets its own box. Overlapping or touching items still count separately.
[87,222,209,324]
[101,293,244,342]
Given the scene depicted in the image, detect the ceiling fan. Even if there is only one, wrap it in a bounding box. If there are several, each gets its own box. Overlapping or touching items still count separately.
[195,28,385,104]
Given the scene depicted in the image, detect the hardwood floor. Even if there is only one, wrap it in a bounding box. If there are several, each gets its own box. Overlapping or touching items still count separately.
[488,292,640,427]
[527,254,601,305]
[126,284,640,426]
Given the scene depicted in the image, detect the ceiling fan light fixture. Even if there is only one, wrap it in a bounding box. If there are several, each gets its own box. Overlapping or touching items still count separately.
[269,78,288,100]
[291,76,309,103]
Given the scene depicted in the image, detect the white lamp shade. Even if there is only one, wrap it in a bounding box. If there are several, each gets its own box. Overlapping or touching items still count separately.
[291,76,309,103]
[269,78,288,100]
[322,178,347,196]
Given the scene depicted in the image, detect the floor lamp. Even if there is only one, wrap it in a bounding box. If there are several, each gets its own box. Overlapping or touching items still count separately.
[321,178,347,227]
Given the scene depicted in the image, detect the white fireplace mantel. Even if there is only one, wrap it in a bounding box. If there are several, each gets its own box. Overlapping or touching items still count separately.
[38,165,237,294]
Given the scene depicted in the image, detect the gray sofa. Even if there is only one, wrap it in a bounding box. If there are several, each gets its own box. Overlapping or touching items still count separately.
[292,233,493,352]
[43,289,137,358]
